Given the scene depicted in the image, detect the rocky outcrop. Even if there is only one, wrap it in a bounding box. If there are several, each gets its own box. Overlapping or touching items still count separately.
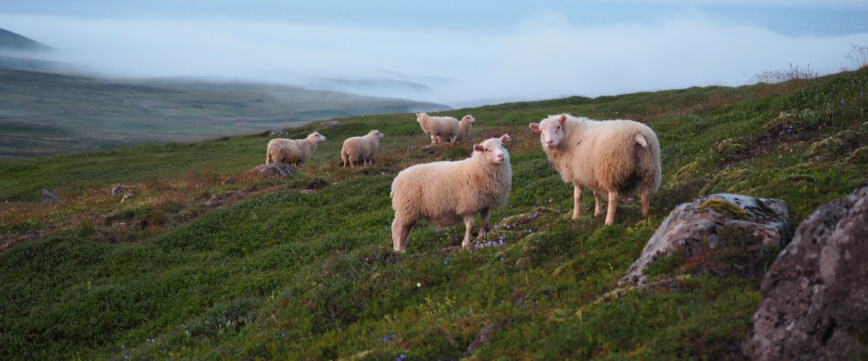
[248,163,297,178]
[619,193,792,286]
[743,182,868,361]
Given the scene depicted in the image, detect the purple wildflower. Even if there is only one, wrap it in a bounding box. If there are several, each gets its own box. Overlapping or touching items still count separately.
[122,345,125,349]
[841,98,845,104]
[532,213,537,218]
[500,257,504,261]
[391,334,396,339]
[444,260,448,264]
[400,355,407,360]
[384,336,389,341]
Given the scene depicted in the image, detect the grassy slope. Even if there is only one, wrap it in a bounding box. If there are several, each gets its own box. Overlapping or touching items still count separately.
[1,69,867,360]
[0,70,447,158]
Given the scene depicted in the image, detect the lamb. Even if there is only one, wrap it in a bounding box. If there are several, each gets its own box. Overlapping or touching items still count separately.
[529,114,661,225]
[390,134,513,251]
[416,113,459,144]
[435,115,475,143]
[265,131,327,167]
[341,130,384,167]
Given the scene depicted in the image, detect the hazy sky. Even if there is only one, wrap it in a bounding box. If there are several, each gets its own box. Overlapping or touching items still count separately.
[2,0,868,106]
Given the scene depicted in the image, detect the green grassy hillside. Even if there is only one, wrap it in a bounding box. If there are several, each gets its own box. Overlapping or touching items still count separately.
[0,70,448,158]
[1,68,867,360]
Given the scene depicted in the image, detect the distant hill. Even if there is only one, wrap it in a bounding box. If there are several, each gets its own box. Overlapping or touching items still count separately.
[0,70,449,158]
[0,28,51,52]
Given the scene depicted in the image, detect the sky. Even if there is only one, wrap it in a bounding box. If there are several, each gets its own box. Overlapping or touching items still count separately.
[2,0,868,107]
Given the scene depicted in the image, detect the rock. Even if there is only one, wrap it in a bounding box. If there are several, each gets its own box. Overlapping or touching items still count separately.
[248,163,297,178]
[111,186,129,195]
[619,193,791,286]
[269,128,288,137]
[743,182,868,361]
[317,120,340,129]
[42,189,61,205]
[467,321,504,354]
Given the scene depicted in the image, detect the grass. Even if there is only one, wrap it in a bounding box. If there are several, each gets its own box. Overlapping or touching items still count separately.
[1,68,867,360]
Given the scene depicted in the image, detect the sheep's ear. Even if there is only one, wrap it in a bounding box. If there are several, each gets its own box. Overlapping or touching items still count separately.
[559,114,567,123]
[473,144,484,152]
[500,134,511,143]
[529,123,540,132]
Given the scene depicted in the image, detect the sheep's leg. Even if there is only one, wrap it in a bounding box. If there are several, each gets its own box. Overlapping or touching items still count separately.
[477,208,490,239]
[605,191,619,225]
[431,135,437,144]
[641,186,651,217]
[594,191,603,217]
[572,184,583,219]
[392,218,415,252]
[461,214,476,248]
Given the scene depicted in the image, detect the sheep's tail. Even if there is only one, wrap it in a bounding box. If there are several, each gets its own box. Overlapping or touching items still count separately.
[341,149,348,167]
[634,133,648,148]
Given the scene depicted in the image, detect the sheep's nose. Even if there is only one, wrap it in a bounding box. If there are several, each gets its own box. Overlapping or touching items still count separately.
[545,140,553,146]
[496,154,504,161]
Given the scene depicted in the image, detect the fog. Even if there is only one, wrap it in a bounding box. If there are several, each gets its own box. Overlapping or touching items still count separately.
[2,11,867,107]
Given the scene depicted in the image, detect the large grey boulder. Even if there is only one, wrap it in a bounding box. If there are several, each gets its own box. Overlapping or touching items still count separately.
[248,163,297,178]
[619,193,792,286]
[743,182,868,361]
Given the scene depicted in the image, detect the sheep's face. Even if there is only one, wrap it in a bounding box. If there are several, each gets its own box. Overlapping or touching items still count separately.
[415,113,426,123]
[312,132,327,143]
[474,134,510,165]
[529,114,566,150]
[371,130,384,138]
[462,115,475,123]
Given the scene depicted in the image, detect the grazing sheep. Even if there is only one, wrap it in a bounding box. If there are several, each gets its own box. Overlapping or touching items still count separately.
[436,115,475,143]
[529,114,661,225]
[391,134,513,251]
[416,113,459,144]
[341,130,384,167]
[266,131,327,167]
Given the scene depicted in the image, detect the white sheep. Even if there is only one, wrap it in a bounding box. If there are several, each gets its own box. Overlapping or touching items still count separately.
[265,131,327,167]
[416,113,459,144]
[435,115,475,143]
[390,134,513,251]
[529,114,661,225]
[341,130,384,167]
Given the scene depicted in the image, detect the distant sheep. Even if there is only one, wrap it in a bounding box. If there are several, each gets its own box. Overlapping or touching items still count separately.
[529,114,661,225]
[266,131,327,167]
[341,130,384,167]
[416,113,459,144]
[391,134,513,251]
[436,115,475,143]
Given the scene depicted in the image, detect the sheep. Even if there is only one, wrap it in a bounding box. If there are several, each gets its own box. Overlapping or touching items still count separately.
[390,134,512,252]
[435,115,475,143]
[341,130,384,167]
[529,114,661,225]
[265,131,327,167]
[416,113,459,144]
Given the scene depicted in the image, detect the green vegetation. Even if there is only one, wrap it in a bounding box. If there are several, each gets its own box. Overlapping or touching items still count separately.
[1,68,867,360]
[697,199,748,220]
[0,70,447,158]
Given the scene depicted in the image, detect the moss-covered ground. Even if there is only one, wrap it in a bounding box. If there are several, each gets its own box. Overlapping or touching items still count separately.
[1,69,867,360]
